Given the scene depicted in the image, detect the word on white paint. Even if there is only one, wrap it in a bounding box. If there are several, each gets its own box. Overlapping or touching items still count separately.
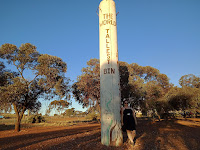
[104,68,115,74]
[106,29,110,64]
[100,13,117,27]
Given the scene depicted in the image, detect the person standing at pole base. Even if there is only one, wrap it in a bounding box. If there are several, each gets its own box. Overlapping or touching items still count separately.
[121,100,137,146]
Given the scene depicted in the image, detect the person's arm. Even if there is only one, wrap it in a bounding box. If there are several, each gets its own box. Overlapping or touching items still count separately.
[132,109,137,125]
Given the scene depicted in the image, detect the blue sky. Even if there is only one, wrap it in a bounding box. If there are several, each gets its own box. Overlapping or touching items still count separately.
[1,0,200,113]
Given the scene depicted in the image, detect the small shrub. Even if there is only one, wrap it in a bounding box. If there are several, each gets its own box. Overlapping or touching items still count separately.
[27,115,45,123]
[86,112,99,121]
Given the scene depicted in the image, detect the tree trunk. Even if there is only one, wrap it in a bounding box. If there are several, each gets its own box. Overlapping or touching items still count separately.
[28,109,30,116]
[15,119,21,132]
[13,103,26,132]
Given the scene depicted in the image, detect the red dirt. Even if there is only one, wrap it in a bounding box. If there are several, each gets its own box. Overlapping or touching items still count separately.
[0,118,200,150]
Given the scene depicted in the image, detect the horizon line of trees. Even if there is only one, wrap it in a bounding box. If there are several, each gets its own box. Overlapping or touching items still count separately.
[72,59,200,119]
[1,43,200,132]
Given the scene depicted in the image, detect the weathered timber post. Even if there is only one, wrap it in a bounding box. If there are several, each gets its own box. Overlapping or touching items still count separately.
[99,0,123,146]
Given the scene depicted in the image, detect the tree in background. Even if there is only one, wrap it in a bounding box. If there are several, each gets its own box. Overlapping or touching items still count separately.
[72,58,172,117]
[0,43,70,131]
[0,61,18,113]
[179,74,200,88]
[72,58,199,119]
[164,74,200,112]
[74,110,85,117]
[172,74,200,113]
[119,62,132,102]
[126,63,172,117]
[0,103,12,114]
[49,100,69,115]
[72,58,100,112]
[45,108,51,116]
[63,108,75,117]
[165,86,200,112]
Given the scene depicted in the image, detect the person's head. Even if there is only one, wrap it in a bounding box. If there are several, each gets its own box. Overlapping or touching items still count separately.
[123,100,129,107]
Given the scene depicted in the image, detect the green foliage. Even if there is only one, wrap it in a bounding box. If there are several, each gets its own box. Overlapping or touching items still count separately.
[63,108,75,117]
[0,43,70,131]
[72,58,100,109]
[165,86,200,111]
[73,58,200,118]
[27,114,45,123]
[127,63,171,111]
[74,111,86,117]
[49,100,69,114]
[85,111,100,121]
[45,108,51,116]
[73,58,171,114]
[179,74,200,88]
[0,61,18,113]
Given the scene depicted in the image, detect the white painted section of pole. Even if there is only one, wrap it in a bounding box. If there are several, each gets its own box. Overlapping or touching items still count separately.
[99,0,122,146]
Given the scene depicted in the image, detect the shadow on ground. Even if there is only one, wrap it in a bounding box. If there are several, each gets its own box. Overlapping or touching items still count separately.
[0,124,15,131]
[0,123,100,150]
[0,118,200,150]
[134,118,200,150]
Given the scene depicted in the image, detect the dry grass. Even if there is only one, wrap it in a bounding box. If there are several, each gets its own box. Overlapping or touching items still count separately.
[0,114,90,130]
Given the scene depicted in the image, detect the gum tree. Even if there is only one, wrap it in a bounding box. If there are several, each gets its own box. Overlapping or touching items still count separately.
[165,86,200,111]
[0,43,70,131]
[0,61,17,113]
[179,74,200,88]
[73,59,172,119]
[49,100,69,115]
[72,58,100,111]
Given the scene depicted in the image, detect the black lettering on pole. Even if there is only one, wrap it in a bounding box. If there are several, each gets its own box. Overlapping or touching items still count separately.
[100,14,116,27]
[106,34,110,38]
[103,14,106,19]
[104,69,107,74]
[111,68,115,74]
[105,29,110,64]
[106,44,110,48]
[103,68,115,74]
[108,68,110,74]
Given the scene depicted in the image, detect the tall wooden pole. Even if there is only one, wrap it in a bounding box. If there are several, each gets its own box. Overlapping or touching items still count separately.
[99,0,122,146]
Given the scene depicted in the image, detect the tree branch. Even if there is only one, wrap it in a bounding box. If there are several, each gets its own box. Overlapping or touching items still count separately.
[19,106,26,121]
[12,103,19,119]
[13,61,25,80]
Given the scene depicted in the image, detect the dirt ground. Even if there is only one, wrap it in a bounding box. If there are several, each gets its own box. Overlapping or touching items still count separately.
[0,118,200,150]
